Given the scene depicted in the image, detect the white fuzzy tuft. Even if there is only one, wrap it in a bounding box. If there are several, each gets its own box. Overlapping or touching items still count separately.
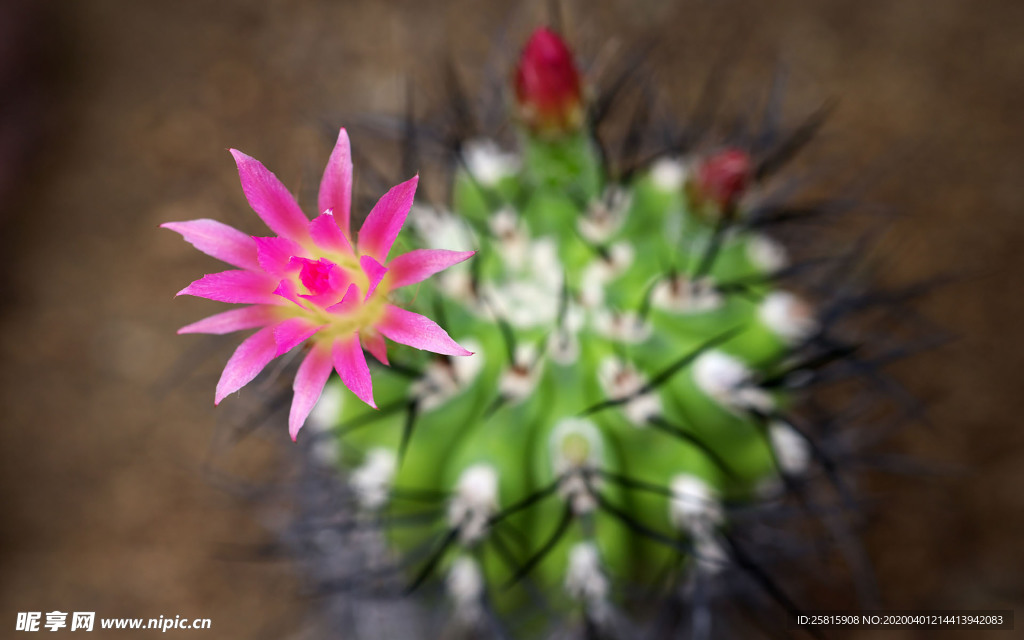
[671,472,729,576]
[447,555,485,624]
[597,357,662,425]
[578,187,631,244]
[579,242,634,309]
[693,351,748,396]
[607,242,635,275]
[759,291,818,345]
[624,394,662,426]
[482,231,564,328]
[670,475,729,574]
[651,276,723,314]
[498,344,544,403]
[489,207,529,270]
[769,420,811,475]
[746,233,788,273]
[526,237,563,291]
[548,328,581,365]
[649,156,688,191]
[462,138,520,187]
[482,280,556,327]
[583,242,634,285]
[350,448,397,511]
[565,542,609,605]
[409,204,476,252]
[579,271,606,308]
[669,474,724,535]
[594,309,652,344]
[692,350,773,413]
[448,464,500,545]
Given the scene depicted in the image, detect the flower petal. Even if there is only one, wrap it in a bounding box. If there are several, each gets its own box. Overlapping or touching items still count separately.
[376,305,473,357]
[359,255,388,300]
[273,279,308,309]
[309,212,354,254]
[254,236,304,276]
[362,331,389,365]
[177,270,279,304]
[326,283,361,314]
[297,267,354,309]
[178,306,276,335]
[317,128,354,237]
[387,249,475,289]
[230,149,310,242]
[333,334,376,408]
[289,345,334,441]
[289,257,349,297]
[273,317,323,356]
[215,325,278,404]
[357,175,419,262]
[161,219,259,271]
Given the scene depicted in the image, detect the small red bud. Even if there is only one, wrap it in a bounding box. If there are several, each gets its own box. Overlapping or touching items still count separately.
[693,149,753,210]
[514,27,584,136]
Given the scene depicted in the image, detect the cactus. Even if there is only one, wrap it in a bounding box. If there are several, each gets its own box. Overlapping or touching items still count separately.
[279,26,886,637]
[163,20,932,639]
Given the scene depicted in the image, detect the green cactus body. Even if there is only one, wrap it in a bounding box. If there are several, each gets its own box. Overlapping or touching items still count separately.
[313,109,817,629]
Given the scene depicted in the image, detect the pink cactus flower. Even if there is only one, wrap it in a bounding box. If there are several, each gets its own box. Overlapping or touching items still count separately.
[163,128,475,440]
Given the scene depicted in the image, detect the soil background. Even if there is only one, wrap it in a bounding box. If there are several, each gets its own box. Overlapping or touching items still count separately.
[1,1,1022,639]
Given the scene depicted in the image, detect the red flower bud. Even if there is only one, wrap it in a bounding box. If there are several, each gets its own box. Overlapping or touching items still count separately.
[514,27,584,136]
[693,149,753,210]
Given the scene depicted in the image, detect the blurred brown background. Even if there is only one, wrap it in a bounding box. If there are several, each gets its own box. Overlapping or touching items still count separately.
[0,1,1021,638]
